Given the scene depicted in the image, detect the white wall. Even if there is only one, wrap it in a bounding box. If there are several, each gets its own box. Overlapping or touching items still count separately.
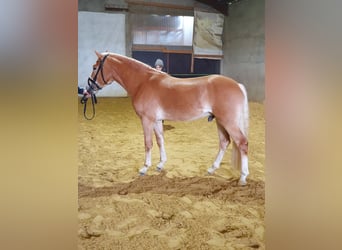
[78,11,127,97]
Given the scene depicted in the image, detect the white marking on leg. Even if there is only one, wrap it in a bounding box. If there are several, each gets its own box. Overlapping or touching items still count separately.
[139,148,152,175]
[157,141,167,170]
[140,118,154,175]
[139,166,149,176]
[154,120,167,171]
[238,153,249,185]
[156,147,167,171]
[208,149,225,174]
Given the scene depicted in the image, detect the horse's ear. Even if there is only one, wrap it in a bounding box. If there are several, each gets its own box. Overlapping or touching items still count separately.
[95,50,102,58]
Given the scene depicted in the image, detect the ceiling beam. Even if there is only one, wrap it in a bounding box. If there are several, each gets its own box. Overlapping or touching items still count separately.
[195,0,229,15]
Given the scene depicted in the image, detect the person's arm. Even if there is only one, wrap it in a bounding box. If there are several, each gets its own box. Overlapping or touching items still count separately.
[78,86,91,97]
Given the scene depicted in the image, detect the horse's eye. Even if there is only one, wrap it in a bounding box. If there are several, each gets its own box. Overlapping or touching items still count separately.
[93,67,96,71]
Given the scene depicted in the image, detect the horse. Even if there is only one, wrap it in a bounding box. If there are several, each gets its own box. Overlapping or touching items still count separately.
[85,51,249,185]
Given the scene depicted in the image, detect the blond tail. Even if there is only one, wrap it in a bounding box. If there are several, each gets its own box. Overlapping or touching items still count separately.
[232,83,249,170]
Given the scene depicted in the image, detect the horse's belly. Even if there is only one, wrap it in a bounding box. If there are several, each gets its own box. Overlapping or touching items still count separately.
[182,111,212,121]
[159,108,212,122]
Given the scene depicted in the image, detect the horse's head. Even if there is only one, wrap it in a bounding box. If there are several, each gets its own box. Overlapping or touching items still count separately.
[85,51,113,97]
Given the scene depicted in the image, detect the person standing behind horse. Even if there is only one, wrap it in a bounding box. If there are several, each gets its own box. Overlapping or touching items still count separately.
[154,59,164,71]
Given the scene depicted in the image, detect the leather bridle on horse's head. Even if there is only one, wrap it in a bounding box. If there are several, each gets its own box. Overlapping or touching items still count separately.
[80,53,110,120]
[87,53,110,92]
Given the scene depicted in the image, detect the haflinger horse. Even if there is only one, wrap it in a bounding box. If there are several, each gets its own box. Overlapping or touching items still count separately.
[86,51,249,185]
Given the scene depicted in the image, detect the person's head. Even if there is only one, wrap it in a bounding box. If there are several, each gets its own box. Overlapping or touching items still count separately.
[154,59,164,71]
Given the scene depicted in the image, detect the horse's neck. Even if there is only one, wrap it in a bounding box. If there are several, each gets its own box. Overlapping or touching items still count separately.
[109,55,152,96]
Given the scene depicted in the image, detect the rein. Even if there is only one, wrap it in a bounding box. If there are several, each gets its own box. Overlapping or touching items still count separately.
[80,54,109,120]
[80,93,97,120]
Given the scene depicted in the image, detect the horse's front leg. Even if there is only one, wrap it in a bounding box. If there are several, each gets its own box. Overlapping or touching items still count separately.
[139,118,154,176]
[153,120,167,171]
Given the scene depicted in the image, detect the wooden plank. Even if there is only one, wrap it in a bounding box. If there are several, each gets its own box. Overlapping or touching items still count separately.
[193,54,224,59]
[126,0,194,11]
[132,45,192,54]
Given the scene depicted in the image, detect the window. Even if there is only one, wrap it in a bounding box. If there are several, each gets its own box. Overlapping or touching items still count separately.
[132,14,193,46]
[131,13,221,75]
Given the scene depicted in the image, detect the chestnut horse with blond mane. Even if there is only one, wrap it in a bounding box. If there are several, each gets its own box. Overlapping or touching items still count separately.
[85,51,249,185]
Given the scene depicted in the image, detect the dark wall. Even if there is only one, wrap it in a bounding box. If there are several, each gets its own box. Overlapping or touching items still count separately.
[132,51,220,76]
[132,51,167,70]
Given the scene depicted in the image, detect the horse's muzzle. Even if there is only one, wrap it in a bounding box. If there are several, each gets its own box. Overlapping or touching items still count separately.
[88,77,102,91]
[80,78,100,104]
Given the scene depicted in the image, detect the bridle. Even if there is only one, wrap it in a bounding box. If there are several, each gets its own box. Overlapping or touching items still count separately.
[80,54,110,120]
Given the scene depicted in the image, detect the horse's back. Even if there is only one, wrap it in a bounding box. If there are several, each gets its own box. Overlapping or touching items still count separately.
[155,74,244,107]
[204,75,245,100]
[162,74,237,89]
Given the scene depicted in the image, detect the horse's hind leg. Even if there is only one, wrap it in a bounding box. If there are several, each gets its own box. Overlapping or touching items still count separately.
[208,122,230,174]
[153,120,167,171]
[226,124,249,185]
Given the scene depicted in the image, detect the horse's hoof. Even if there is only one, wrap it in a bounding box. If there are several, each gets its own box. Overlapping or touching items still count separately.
[156,167,163,172]
[139,166,149,176]
[238,179,247,186]
[207,167,215,175]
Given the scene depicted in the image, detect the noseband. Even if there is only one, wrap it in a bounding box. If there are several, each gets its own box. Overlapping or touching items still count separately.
[81,54,109,120]
[87,53,110,92]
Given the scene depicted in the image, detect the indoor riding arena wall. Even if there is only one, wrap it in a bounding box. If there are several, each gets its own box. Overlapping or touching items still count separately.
[78,0,265,102]
[78,98,265,249]
[78,0,265,248]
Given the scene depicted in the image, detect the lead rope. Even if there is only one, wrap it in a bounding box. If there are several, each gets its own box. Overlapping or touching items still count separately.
[80,54,108,120]
[81,93,97,120]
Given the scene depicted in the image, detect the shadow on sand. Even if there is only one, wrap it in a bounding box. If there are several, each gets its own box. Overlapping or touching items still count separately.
[79,171,264,205]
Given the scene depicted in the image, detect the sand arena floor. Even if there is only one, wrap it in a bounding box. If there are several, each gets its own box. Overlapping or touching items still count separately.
[78,97,265,249]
